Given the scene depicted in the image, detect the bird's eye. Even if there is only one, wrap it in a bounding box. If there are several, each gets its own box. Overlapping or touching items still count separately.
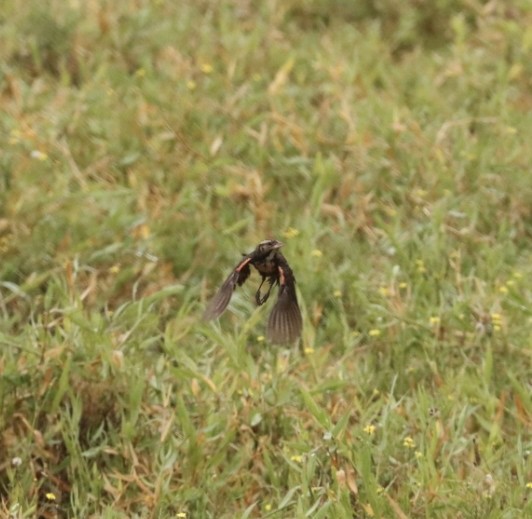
[258,240,272,252]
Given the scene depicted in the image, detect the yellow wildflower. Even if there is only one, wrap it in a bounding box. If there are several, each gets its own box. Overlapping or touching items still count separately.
[363,424,376,436]
[403,436,416,449]
[491,314,502,333]
[416,259,426,273]
[282,227,300,239]
[378,286,389,297]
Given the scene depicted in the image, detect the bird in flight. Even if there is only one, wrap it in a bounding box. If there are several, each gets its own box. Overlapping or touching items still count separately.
[203,239,302,343]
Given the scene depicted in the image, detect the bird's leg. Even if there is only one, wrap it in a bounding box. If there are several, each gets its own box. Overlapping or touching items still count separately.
[256,277,274,305]
[255,277,266,305]
[261,281,274,305]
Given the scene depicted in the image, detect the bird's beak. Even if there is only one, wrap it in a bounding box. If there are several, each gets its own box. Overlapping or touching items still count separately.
[273,241,284,249]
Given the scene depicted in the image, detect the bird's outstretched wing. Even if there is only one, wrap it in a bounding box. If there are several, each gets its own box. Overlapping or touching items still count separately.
[203,257,252,320]
[267,264,302,343]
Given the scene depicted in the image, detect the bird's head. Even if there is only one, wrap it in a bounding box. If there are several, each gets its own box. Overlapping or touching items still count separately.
[255,239,283,257]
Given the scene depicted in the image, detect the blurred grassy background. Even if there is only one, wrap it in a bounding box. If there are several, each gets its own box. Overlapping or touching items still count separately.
[1,0,531,517]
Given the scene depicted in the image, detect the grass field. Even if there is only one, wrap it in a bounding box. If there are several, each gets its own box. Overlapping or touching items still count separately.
[1,0,531,517]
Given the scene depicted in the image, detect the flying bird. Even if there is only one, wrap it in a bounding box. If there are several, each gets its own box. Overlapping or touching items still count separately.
[203,239,302,343]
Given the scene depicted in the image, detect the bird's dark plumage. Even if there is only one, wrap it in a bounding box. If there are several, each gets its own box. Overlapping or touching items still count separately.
[203,239,302,343]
